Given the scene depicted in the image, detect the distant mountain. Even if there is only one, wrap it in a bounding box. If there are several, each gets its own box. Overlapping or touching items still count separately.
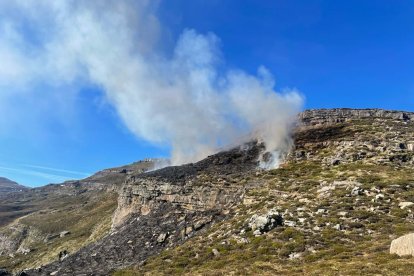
[0,177,28,193]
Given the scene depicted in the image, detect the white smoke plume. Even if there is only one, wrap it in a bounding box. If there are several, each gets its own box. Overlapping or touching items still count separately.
[0,1,303,167]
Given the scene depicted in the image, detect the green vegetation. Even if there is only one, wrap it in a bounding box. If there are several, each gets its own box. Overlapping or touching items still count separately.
[115,157,414,275]
[0,191,117,273]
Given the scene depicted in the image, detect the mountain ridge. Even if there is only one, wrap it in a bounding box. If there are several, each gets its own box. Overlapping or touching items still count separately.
[0,177,27,194]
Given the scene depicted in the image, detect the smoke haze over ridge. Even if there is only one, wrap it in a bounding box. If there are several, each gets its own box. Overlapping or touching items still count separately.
[0,1,303,166]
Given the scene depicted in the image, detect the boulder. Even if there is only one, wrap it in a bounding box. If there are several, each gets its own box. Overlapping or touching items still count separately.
[60,231,71,238]
[351,186,364,196]
[399,202,414,209]
[17,248,31,255]
[390,233,414,256]
[156,233,168,243]
[331,159,341,166]
[316,208,327,214]
[247,209,283,235]
[193,217,212,230]
[289,252,302,259]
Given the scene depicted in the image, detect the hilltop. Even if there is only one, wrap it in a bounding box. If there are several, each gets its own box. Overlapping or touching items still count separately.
[1,108,414,275]
[0,178,27,194]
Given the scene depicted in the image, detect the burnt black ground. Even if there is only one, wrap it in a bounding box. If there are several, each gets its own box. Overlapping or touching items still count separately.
[24,142,264,275]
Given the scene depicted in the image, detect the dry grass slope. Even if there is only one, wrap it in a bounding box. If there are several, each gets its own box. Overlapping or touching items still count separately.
[0,192,117,273]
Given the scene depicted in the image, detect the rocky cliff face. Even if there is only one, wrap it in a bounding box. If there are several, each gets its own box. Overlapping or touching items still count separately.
[299,108,413,126]
[113,142,262,227]
[24,142,264,275]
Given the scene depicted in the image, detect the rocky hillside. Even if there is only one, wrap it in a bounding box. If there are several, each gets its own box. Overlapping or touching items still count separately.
[115,108,414,275]
[0,160,156,274]
[2,108,414,275]
[0,178,27,194]
[22,142,264,275]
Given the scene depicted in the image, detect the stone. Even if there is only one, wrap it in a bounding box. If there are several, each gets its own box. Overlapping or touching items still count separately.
[60,231,70,238]
[157,233,168,243]
[371,187,381,193]
[331,159,341,166]
[253,230,261,236]
[390,233,414,256]
[212,248,220,257]
[17,248,31,255]
[399,202,414,209]
[338,211,348,217]
[351,187,364,196]
[193,217,212,230]
[284,220,296,227]
[289,252,302,259]
[247,209,283,235]
[185,226,193,236]
[316,209,327,214]
[299,198,311,203]
[50,271,58,276]
[234,236,249,244]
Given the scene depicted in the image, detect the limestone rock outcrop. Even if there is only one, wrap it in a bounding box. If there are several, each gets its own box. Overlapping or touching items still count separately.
[299,108,413,127]
[112,142,263,227]
[247,209,283,236]
[390,233,414,256]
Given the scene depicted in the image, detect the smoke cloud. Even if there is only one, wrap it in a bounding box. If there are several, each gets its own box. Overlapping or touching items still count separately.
[0,1,303,167]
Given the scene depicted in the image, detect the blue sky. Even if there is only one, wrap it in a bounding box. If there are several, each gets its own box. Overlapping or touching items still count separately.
[0,1,413,187]
[162,0,414,109]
